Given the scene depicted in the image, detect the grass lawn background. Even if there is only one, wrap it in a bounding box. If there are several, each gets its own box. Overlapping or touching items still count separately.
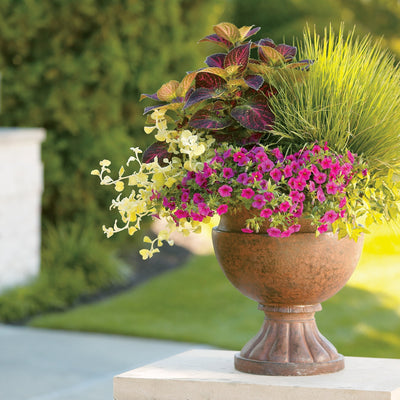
[30,224,400,358]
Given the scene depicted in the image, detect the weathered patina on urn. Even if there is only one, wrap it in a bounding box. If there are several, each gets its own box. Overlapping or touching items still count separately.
[212,209,364,376]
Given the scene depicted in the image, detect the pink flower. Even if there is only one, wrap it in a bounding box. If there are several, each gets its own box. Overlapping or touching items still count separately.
[252,195,266,209]
[326,181,339,195]
[309,180,316,192]
[283,164,293,178]
[292,224,301,232]
[321,210,338,224]
[347,150,355,164]
[191,212,204,222]
[198,202,212,216]
[330,162,341,175]
[298,168,312,180]
[264,192,275,202]
[202,164,214,178]
[218,185,233,197]
[341,163,352,176]
[320,157,332,169]
[233,150,249,166]
[258,159,274,172]
[293,177,307,191]
[260,208,272,218]
[251,171,263,181]
[216,204,228,215]
[223,149,232,159]
[281,228,294,237]
[253,148,269,162]
[174,209,189,218]
[316,187,326,202]
[339,197,347,208]
[271,147,283,160]
[193,193,204,204]
[241,228,253,233]
[291,161,300,173]
[290,191,301,203]
[279,201,291,213]
[237,173,250,184]
[241,188,255,199]
[195,173,207,187]
[312,144,322,155]
[267,227,281,237]
[181,192,190,202]
[162,197,175,210]
[314,172,327,184]
[318,224,329,233]
[223,167,235,179]
[292,203,304,217]
[270,168,282,182]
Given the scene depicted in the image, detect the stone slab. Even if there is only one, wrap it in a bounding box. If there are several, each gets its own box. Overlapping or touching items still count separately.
[114,349,400,400]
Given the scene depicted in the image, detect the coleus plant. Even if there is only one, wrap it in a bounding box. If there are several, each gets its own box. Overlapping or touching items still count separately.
[140,22,311,163]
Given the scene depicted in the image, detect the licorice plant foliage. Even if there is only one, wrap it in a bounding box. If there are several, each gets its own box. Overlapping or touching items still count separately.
[92,22,400,259]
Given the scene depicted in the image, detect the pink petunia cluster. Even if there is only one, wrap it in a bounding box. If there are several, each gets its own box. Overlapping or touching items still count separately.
[159,143,364,237]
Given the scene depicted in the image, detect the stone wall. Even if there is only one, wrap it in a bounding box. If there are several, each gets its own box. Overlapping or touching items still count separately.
[0,128,45,291]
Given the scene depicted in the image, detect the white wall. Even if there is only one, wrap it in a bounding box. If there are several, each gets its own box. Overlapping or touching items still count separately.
[0,128,45,291]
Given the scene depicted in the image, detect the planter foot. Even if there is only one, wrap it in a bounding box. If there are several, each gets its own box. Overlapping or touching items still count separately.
[236,304,344,376]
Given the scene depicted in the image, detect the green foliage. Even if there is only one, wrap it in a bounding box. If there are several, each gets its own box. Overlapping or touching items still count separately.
[229,0,400,58]
[0,222,126,323]
[0,0,227,227]
[269,27,400,174]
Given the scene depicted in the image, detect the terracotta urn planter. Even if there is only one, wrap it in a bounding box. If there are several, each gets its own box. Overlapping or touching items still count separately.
[212,209,364,376]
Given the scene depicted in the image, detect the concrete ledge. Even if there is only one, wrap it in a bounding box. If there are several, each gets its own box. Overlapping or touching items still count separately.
[114,349,400,400]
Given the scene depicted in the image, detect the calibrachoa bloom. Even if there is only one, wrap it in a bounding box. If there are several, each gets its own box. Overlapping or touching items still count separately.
[218,185,233,197]
[93,113,373,258]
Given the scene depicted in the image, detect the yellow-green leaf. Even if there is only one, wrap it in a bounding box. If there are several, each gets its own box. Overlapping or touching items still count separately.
[157,80,179,102]
[213,22,240,43]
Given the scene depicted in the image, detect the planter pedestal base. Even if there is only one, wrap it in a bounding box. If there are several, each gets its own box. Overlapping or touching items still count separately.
[235,304,344,376]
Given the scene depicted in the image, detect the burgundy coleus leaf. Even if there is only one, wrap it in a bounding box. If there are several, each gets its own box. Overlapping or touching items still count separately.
[241,132,264,144]
[230,100,275,132]
[244,75,264,90]
[257,38,276,48]
[184,87,219,109]
[242,26,261,39]
[195,71,226,89]
[205,53,226,68]
[258,45,285,66]
[259,83,277,97]
[142,142,171,165]
[275,44,297,62]
[224,42,251,74]
[198,34,231,50]
[189,104,233,130]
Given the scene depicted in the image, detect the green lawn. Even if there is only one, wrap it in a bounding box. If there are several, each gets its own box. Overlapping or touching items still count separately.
[30,224,400,358]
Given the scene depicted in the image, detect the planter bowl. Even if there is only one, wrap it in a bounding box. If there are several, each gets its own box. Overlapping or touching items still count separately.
[212,211,364,376]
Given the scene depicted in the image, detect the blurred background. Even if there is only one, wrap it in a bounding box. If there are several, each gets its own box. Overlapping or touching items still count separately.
[0,0,399,358]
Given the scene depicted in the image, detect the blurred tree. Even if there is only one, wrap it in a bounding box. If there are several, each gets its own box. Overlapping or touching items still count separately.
[228,0,400,56]
[0,0,226,230]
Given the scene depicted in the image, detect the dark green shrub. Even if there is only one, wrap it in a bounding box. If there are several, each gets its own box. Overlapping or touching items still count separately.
[0,221,126,323]
[229,0,400,57]
[0,0,227,228]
